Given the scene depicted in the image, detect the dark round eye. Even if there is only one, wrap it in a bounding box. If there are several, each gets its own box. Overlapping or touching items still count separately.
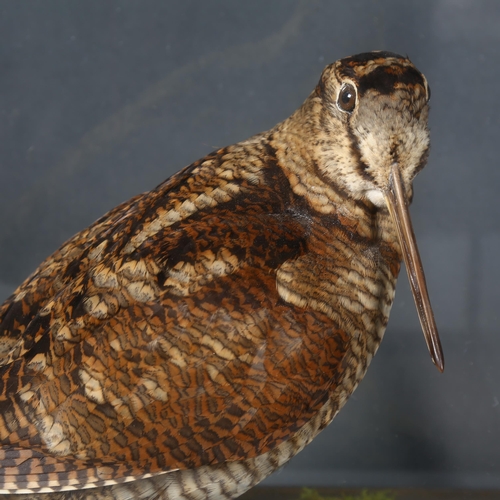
[337,83,357,113]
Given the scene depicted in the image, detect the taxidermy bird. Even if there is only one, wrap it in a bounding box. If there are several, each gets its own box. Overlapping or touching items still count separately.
[0,51,443,500]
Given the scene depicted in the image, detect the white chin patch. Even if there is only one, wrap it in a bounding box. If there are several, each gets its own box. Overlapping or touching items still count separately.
[365,189,385,207]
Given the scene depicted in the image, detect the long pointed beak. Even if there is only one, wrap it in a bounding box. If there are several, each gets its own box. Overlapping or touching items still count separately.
[384,164,445,372]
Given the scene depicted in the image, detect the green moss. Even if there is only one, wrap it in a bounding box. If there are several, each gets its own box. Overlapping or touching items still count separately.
[299,487,395,500]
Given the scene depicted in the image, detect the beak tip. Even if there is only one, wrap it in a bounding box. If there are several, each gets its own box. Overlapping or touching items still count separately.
[433,351,445,373]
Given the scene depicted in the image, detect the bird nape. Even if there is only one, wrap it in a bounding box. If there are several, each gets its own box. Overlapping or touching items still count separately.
[0,51,443,500]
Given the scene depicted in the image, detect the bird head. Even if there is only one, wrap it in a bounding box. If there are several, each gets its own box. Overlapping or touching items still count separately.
[313,51,431,207]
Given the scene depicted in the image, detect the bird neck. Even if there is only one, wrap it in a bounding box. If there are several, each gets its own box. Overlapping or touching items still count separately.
[268,108,397,248]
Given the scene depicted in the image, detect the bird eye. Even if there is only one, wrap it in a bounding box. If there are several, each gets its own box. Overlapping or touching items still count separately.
[337,83,357,113]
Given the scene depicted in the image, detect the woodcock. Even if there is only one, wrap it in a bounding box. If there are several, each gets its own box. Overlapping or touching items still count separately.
[0,51,444,500]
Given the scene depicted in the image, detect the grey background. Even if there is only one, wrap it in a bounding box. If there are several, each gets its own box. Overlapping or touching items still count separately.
[0,0,498,492]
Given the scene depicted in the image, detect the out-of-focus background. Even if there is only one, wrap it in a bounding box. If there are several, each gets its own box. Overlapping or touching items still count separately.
[0,0,498,492]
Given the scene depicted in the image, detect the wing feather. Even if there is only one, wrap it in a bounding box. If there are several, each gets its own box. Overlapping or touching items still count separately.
[0,146,351,492]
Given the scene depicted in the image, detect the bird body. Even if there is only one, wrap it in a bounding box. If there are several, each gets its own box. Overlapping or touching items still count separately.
[0,52,443,499]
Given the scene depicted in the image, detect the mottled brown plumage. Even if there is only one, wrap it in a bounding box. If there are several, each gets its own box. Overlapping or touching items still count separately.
[0,51,443,499]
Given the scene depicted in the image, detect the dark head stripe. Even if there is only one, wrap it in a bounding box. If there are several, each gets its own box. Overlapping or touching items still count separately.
[336,52,426,97]
[341,51,405,66]
[357,64,426,96]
